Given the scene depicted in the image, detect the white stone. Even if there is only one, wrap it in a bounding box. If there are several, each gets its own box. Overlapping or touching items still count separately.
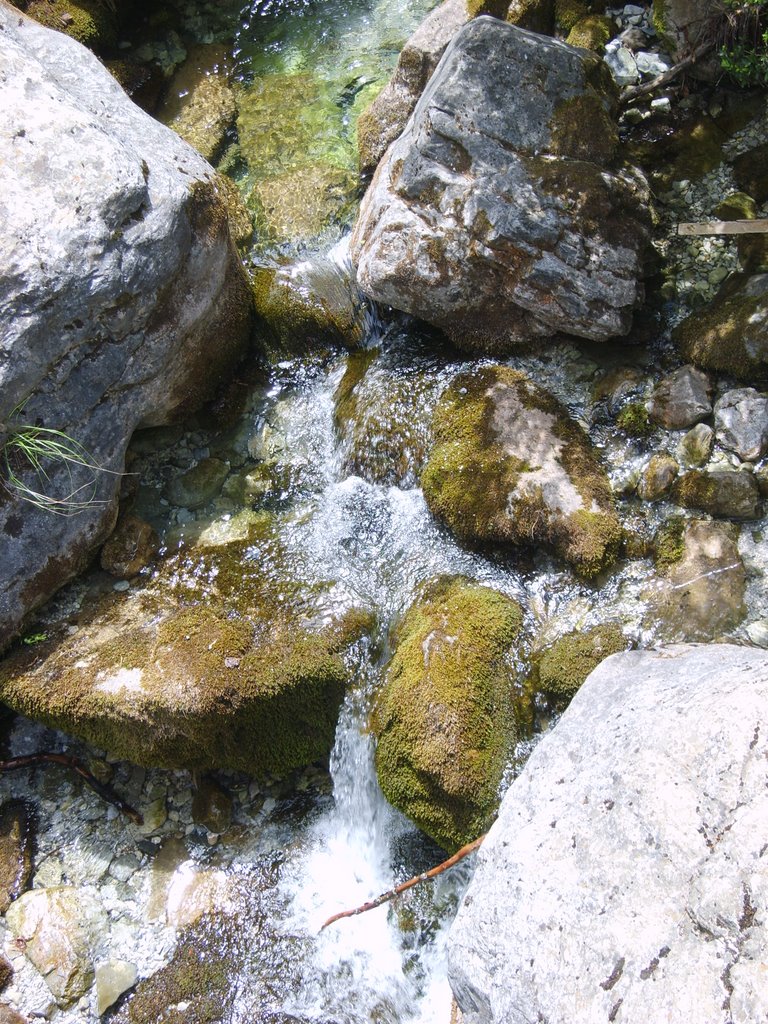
[448,645,768,1024]
[604,45,640,86]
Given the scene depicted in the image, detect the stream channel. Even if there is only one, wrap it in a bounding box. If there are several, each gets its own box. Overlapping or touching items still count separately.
[2,0,768,1021]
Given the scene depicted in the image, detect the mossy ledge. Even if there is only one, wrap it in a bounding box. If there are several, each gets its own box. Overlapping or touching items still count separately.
[421,365,622,578]
[373,576,526,853]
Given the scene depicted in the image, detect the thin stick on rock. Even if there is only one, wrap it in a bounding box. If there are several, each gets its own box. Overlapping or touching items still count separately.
[0,753,144,826]
[320,833,486,931]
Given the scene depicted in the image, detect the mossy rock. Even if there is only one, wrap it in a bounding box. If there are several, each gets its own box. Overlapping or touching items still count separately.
[13,0,117,51]
[0,534,370,776]
[674,272,768,382]
[652,515,686,571]
[731,143,768,206]
[547,90,618,165]
[566,14,615,53]
[616,400,652,437]
[672,468,761,519]
[506,0,555,32]
[253,257,367,351]
[421,366,622,578]
[537,623,627,700]
[374,577,526,852]
[715,192,768,274]
[555,0,590,32]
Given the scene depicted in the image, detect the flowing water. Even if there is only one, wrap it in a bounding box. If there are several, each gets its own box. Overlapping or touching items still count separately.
[3,0,768,1020]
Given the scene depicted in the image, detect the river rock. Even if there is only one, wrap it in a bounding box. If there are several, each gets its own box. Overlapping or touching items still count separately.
[0,535,365,775]
[672,468,761,519]
[637,452,678,501]
[0,6,253,649]
[0,1006,26,1024]
[421,366,623,578]
[192,778,233,835]
[647,518,745,640]
[653,0,720,66]
[163,458,230,510]
[675,273,768,382]
[6,886,106,1007]
[714,388,768,462]
[357,0,470,175]
[100,514,159,579]
[448,643,768,1024]
[374,576,525,852]
[536,623,627,701]
[647,365,712,429]
[678,421,714,466]
[350,18,651,352]
[0,801,34,914]
[95,960,138,1016]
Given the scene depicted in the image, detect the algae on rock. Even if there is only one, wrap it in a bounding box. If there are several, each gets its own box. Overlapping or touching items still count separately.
[536,623,627,701]
[421,366,622,578]
[374,576,526,852]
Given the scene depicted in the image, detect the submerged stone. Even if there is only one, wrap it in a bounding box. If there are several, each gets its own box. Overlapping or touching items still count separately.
[0,801,35,914]
[351,18,651,351]
[421,365,622,577]
[6,887,105,1008]
[164,458,230,510]
[100,514,159,579]
[374,576,525,852]
[250,164,357,245]
[646,518,746,641]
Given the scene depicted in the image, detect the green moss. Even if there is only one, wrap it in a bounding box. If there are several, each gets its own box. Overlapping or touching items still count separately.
[506,0,555,32]
[422,365,621,577]
[374,577,525,852]
[548,92,618,165]
[467,0,509,17]
[715,192,758,221]
[15,0,117,51]
[555,0,589,31]
[674,278,768,382]
[566,14,615,53]
[653,515,686,571]
[616,401,652,437]
[537,623,626,700]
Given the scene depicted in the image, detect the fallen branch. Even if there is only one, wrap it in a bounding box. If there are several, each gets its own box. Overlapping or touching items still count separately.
[0,753,143,826]
[619,40,716,107]
[320,833,485,931]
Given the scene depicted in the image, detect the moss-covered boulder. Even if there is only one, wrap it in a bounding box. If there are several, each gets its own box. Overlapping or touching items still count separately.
[645,518,746,641]
[715,192,768,274]
[253,255,369,351]
[672,468,761,519]
[374,577,526,852]
[675,272,768,382]
[421,366,622,577]
[566,13,614,52]
[536,623,627,701]
[0,532,367,776]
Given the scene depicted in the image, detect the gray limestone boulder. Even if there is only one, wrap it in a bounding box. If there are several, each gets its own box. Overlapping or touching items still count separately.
[448,643,768,1024]
[714,388,768,463]
[350,18,652,353]
[357,0,470,175]
[0,5,253,648]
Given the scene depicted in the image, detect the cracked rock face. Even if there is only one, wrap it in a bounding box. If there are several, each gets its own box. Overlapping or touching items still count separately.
[350,17,651,353]
[0,5,252,647]
[447,644,768,1024]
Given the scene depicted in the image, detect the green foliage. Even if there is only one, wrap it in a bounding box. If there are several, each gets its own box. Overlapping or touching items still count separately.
[0,404,114,516]
[719,0,768,86]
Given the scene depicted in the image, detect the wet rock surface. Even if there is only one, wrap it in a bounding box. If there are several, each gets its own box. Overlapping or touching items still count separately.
[646,518,746,641]
[351,18,651,351]
[672,468,762,520]
[448,644,768,1024]
[0,6,253,647]
[647,365,712,429]
[0,803,34,916]
[714,388,768,463]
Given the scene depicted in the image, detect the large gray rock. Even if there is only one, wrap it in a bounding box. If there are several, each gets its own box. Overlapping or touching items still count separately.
[357,0,470,175]
[714,388,768,463]
[0,3,253,648]
[448,644,768,1024]
[350,18,651,353]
